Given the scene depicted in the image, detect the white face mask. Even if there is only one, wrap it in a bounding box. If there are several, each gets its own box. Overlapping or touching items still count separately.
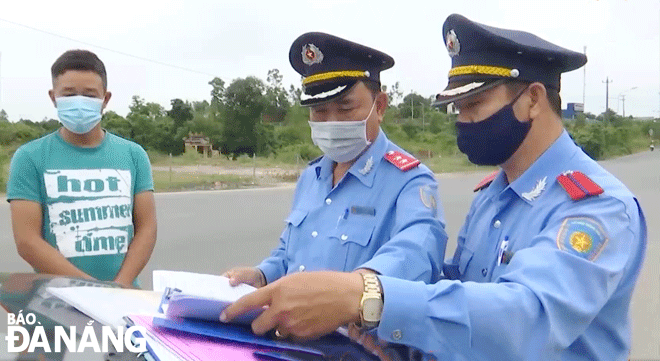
[308,101,376,163]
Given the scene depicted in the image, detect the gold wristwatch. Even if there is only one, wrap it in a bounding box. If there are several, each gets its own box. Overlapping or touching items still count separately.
[359,273,383,330]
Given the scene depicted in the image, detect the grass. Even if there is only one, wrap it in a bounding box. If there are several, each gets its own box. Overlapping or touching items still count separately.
[148,152,491,192]
[152,170,260,192]
[419,153,494,174]
[148,150,304,170]
[0,134,652,194]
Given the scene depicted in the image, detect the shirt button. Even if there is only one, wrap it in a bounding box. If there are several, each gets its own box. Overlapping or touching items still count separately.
[299,265,306,272]
[325,198,332,205]
[392,330,402,341]
[493,220,501,228]
[311,231,318,237]
[482,268,488,277]
[341,234,348,241]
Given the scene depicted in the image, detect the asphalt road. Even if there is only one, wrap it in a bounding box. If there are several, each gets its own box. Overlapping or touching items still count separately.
[1,150,658,359]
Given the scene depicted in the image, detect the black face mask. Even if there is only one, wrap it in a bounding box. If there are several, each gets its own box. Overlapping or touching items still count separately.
[455,94,531,166]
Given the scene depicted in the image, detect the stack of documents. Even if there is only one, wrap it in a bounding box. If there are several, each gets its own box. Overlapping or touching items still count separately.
[46,286,163,329]
[126,314,325,361]
[153,270,264,324]
[42,270,373,360]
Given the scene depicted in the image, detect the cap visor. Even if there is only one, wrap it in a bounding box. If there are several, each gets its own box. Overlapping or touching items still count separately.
[432,78,507,107]
[300,81,357,107]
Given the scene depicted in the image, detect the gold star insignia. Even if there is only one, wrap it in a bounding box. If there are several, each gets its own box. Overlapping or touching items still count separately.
[570,231,592,253]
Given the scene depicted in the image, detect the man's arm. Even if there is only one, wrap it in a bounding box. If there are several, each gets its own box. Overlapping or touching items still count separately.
[114,191,157,287]
[256,173,308,284]
[256,210,300,284]
[375,196,645,359]
[357,172,447,283]
[10,200,93,279]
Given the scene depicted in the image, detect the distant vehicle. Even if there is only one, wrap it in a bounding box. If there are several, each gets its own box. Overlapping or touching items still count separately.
[651,144,655,151]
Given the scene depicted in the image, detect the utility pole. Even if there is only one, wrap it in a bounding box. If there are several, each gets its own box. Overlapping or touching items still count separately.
[410,92,414,120]
[603,77,613,120]
[621,95,626,117]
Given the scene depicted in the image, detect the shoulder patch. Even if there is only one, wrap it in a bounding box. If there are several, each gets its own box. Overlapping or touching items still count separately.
[556,217,608,261]
[474,170,499,192]
[557,171,604,200]
[419,185,438,218]
[308,155,323,166]
[384,150,420,171]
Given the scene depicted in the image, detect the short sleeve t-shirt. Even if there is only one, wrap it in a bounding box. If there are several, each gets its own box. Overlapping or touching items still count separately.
[7,130,154,282]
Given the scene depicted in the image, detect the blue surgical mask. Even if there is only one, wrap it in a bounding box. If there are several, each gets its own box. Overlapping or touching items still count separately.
[308,101,376,163]
[56,95,104,134]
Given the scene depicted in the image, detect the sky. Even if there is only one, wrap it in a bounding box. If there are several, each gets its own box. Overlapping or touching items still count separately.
[0,0,658,122]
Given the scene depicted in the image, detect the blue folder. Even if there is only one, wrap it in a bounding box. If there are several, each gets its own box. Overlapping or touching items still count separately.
[151,317,382,361]
[151,316,325,357]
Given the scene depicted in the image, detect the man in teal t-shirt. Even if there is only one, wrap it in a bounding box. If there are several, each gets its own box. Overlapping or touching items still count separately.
[6,50,157,288]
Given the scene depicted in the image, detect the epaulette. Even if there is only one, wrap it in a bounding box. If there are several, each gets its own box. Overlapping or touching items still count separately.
[473,170,499,192]
[557,171,604,200]
[308,155,323,166]
[384,150,420,171]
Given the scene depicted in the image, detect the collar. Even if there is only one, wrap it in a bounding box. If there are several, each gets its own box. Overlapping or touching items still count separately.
[508,130,580,204]
[313,130,387,188]
[347,130,388,187]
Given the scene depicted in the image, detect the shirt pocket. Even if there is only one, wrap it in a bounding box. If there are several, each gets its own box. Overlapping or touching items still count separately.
[283,209,308,261]
[458,247,475,277]
[332,215,378,271]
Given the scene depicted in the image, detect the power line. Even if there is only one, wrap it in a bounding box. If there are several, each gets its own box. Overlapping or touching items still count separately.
[0,17,220,79]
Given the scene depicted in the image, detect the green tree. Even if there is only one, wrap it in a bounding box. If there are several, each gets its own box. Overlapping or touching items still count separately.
[263,69,290,123]
[400,93,430,119]
[384,82,404,107]
[102,111,132,139]
[209,77,226,107]
[167,99,193,128]
[126,96,164,149]
[288,84,302,104]
[221,77,268,158]
[0,109,8,122]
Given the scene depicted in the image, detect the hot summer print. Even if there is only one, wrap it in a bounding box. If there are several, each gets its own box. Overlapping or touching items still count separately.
[44,169,133,258]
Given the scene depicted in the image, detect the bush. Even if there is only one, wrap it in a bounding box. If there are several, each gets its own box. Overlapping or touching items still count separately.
[0,150,7,193]
[401,122,418,140]
[275,144,322,163]
[275,124,308,146]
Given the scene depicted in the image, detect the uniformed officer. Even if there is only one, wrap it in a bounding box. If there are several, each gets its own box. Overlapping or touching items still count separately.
[222,15,647,360]
[224,33,447,294]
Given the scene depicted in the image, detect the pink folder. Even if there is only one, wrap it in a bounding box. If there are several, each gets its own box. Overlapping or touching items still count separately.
[130,314,264,360]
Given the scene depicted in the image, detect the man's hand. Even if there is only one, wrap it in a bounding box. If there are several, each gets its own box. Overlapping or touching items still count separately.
[221,271,363,341]
[222,267,267,288]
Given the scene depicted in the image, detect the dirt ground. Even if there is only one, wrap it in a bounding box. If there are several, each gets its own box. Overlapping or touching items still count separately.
[151,164,480,180]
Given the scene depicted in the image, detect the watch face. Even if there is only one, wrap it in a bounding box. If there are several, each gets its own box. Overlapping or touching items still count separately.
[362,297,383,322]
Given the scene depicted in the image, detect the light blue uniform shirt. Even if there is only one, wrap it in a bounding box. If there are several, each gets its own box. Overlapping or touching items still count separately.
[377,130,647,360]
[258,130,447,284]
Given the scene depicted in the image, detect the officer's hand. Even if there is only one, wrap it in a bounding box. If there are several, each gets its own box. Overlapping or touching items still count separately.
[221,271,363,341]
[222,267,266,288]
[348,323,395,361]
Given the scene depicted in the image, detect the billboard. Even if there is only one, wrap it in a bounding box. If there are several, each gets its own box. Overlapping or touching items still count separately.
[570,103,584,112]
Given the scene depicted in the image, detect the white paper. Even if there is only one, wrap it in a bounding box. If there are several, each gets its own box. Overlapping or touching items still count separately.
[152,270,255,302]
[47,287,163,329]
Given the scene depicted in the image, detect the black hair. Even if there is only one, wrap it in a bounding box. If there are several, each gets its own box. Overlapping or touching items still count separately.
[51,50,107,89]
[361,79,383,99]
[506,80,562,117]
